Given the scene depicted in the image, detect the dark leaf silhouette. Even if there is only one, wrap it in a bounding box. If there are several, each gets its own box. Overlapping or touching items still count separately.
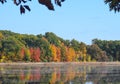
[14,0,21,6]
[55,0,61,6]
[21,0,27,3]
[20,5,25,14]
[0,0,7,4]
[1,0,65,14]
[105,0,120,12]
[38,0,54,10]
[61,0,65,2]
[24,5,31,11]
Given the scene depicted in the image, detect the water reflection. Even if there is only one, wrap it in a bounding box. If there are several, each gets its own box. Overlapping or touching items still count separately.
[0,64,120,84]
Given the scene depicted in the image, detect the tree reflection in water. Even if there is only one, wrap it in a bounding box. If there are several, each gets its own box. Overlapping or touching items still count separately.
[0,64,120,84]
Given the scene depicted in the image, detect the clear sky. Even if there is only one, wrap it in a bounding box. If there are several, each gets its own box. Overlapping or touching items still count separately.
[0,0,120,44]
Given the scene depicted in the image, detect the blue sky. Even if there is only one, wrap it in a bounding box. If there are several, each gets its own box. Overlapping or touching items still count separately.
[0,0,120,44]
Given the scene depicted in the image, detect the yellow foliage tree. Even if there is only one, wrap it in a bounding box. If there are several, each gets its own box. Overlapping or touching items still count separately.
[50,44,57,62]
[56,47,61,62]
[66,47,76,62]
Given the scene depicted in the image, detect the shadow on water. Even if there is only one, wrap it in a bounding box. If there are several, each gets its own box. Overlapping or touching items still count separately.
[0,63,120,84]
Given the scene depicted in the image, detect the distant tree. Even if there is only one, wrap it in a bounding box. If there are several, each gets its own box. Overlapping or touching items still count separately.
[71,39,80,51]
[24,48,31,61]
[60,44,67,61]
[38,37,52,62]
[77,42,87,62]
[0,32,3,40]
[105,0,120,12]
[30,47,40,62]
[87,44,109,62]
[22,34,38,47]
[50,44,57,61]
[0,0,65,14]
[45,32,61,46]
[0,36,24,61]
[93,39,120,61]
[20,48,25,60]
[67,47,76,62]
[56,46,61,62]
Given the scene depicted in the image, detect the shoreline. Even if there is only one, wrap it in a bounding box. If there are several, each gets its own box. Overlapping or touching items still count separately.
[0,62,120,66]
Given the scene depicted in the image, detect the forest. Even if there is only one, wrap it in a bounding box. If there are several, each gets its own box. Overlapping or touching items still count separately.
[0,30,120,62]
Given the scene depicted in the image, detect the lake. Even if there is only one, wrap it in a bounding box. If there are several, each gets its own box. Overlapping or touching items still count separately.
[0,63,120,84]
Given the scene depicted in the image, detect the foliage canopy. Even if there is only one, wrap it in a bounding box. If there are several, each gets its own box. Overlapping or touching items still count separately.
[1,30,120,62]
[0,0,65,14]
[1,0,120,14]
[105,0,120,12]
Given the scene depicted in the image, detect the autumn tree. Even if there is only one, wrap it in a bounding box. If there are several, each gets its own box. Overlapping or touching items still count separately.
[20,48,25,60]
[67,47,76,62]
[50,44,57,62]
[24,48,31,61]
[50,44,61,62]
[30,47,41,62]
[56,47,61,62]
[2,30,119,62]
[87,44,109,62]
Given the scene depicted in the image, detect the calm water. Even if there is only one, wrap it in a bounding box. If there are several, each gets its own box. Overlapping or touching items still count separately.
[0,63,120,84]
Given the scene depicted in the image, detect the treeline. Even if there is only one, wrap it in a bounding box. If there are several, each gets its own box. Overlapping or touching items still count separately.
[0,30,120,62]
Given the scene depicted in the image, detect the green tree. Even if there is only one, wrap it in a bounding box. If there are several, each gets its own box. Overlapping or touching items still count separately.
[37,37,52,62]
[0,36,24,61]
[44,32,61,46]
[77,42,87,62]
[92,39,120,61]
[60,44,67,61]
[70,39,80,51]
[64,40,71,47]
[21,34,38,47]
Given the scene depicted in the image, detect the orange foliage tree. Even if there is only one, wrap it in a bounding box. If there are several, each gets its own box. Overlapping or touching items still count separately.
[66,47,76,62]
[50,44,61,62]
[56,47,61,62]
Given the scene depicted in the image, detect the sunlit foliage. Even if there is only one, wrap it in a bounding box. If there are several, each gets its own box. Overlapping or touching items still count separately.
[0,30,119,62]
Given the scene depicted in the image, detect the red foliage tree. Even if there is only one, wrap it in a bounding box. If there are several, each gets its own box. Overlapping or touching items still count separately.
[30,47,41,62]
